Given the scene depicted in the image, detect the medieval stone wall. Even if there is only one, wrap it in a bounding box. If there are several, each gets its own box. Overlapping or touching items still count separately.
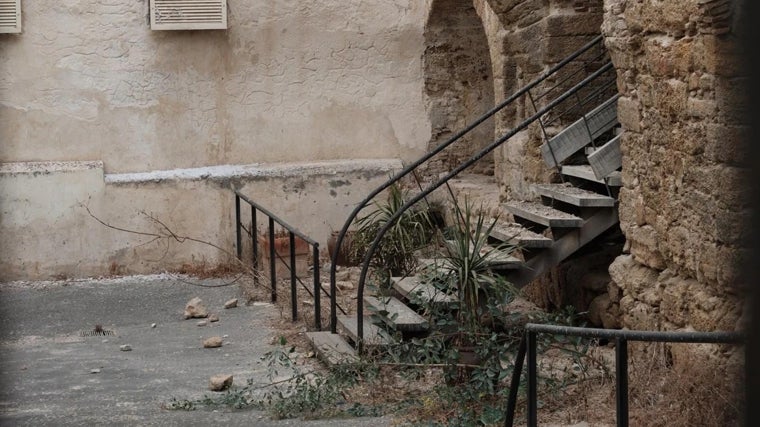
[602,0,748,335]
[488,0,606,199]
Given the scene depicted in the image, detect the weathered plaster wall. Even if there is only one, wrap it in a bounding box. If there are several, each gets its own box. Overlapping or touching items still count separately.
[0,0,429,172]
[0,160,401,280]
[0,1,429,280]
[602,0,748,334]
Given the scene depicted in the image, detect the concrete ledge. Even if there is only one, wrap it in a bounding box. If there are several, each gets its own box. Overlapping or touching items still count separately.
[0,161,104,175]
[104,159,403,185]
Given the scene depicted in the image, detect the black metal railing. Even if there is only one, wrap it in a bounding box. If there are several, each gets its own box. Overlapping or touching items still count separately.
[235,190,346,330]
[328,34,616,348]
[503,324,745,427]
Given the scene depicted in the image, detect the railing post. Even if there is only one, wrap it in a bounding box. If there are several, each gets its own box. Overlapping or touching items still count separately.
[235,195,242,260]
[268,218,276,303]
[290,231,297,322]
[504,334,528,427]
[313,244,321,330]
[252,206,258,282]
[527,330,538,427]
[615,337,629,427]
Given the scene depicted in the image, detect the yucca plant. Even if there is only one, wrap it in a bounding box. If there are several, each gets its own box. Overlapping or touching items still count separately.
[351,183,435,278]
[438,199,518,330]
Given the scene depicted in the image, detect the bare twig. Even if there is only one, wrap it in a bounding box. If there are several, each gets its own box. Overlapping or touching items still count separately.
[81,202,272,292]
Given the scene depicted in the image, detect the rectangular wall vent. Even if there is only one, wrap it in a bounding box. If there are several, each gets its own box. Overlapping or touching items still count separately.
[0,0,21,34]
[150,0,227,31]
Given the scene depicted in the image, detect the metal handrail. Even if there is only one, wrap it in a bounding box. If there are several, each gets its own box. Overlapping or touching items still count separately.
[328,34,610,335]
[350,62,614,351]
[504,324,745,427]
[235,190,347,330]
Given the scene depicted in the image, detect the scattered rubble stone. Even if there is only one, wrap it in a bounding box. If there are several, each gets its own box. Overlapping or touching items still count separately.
[203,336,223,348]
[336,281,354,291]
[119,344,132,351]
[209,374,233,391]
[90,368,101,374]
[197,320,207,327]
[184,297,208,319]
[224,298,238,309]
[150,323,157,328]
[208,313,219,322]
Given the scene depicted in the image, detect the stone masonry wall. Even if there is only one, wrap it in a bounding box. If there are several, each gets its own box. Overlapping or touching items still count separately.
[488,0,606,200]
[602,0,748,335]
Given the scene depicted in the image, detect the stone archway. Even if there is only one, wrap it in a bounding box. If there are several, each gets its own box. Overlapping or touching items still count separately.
[423,0,495,176]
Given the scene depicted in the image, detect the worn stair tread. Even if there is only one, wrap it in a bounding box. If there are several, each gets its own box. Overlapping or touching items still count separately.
[478,244,523,268]
[442,240,522,269]
[505,200,583,227]
[541,95,620,168]
[391,276,458,308]
[561,165,622,186]
[337,315,394,346]
[305,331,358,365]
[534,183,615,207]
[364,295,429,332]
[588,134,622,180]
[489,221,553,248]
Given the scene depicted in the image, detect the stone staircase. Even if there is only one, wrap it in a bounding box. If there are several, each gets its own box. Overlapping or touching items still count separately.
[307,94,623,365]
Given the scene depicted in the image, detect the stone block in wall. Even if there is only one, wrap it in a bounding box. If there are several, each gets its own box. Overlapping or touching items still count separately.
[696,35,747,77]
[643,37,695,78]
[609,254,662,306]
[704,124,750,166]
[616,96,641,132]
[620,297,660,330]
[652,78,689,118]
[715,77,749,125]
[506,19,544,53]
[627,225,667,271]
[545,12,602,37]
[686,96,717,118]
[503,0,547,29]
[543,35,596,63]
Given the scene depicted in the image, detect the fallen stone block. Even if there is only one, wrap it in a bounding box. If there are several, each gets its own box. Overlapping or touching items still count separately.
[203,336,223,348]
[209,374,233,391]
[184,297,208,319]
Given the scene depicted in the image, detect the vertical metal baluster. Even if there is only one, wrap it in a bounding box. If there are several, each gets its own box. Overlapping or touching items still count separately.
[235,195,241,260]
[527,331,538,427]
[616,337,629,427]
[269,218,276,303]
[290,231,297,322]
[313,244,321,330]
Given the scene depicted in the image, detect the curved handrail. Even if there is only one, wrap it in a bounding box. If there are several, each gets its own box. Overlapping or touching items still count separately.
[328,35,607,333]
[352,62,615,349]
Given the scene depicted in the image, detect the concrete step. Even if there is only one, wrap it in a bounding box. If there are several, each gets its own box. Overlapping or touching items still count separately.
[337,315,394,347]
[305,331,358,366]
[489,221,553,248]
[561,165,622,186]
[541,95,620,168]
[442,240,522,270]
[391,276,458,309]
[364,295,429,332]
[588,133,622,180]
[534,183,615,207]
[504,200,583,228]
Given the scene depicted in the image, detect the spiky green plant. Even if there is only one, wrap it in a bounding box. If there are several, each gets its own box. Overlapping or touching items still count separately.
[438,199,518,329]
[351,183,434,277]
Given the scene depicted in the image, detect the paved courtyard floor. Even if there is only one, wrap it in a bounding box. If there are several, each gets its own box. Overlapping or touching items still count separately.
[0,275,390,426]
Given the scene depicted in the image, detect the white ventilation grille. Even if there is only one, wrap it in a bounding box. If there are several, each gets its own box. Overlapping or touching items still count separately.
[0,0,21,34]
[150,0,227,31]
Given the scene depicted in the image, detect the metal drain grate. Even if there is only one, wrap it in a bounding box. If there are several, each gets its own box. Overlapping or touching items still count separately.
[80,328,114,337]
